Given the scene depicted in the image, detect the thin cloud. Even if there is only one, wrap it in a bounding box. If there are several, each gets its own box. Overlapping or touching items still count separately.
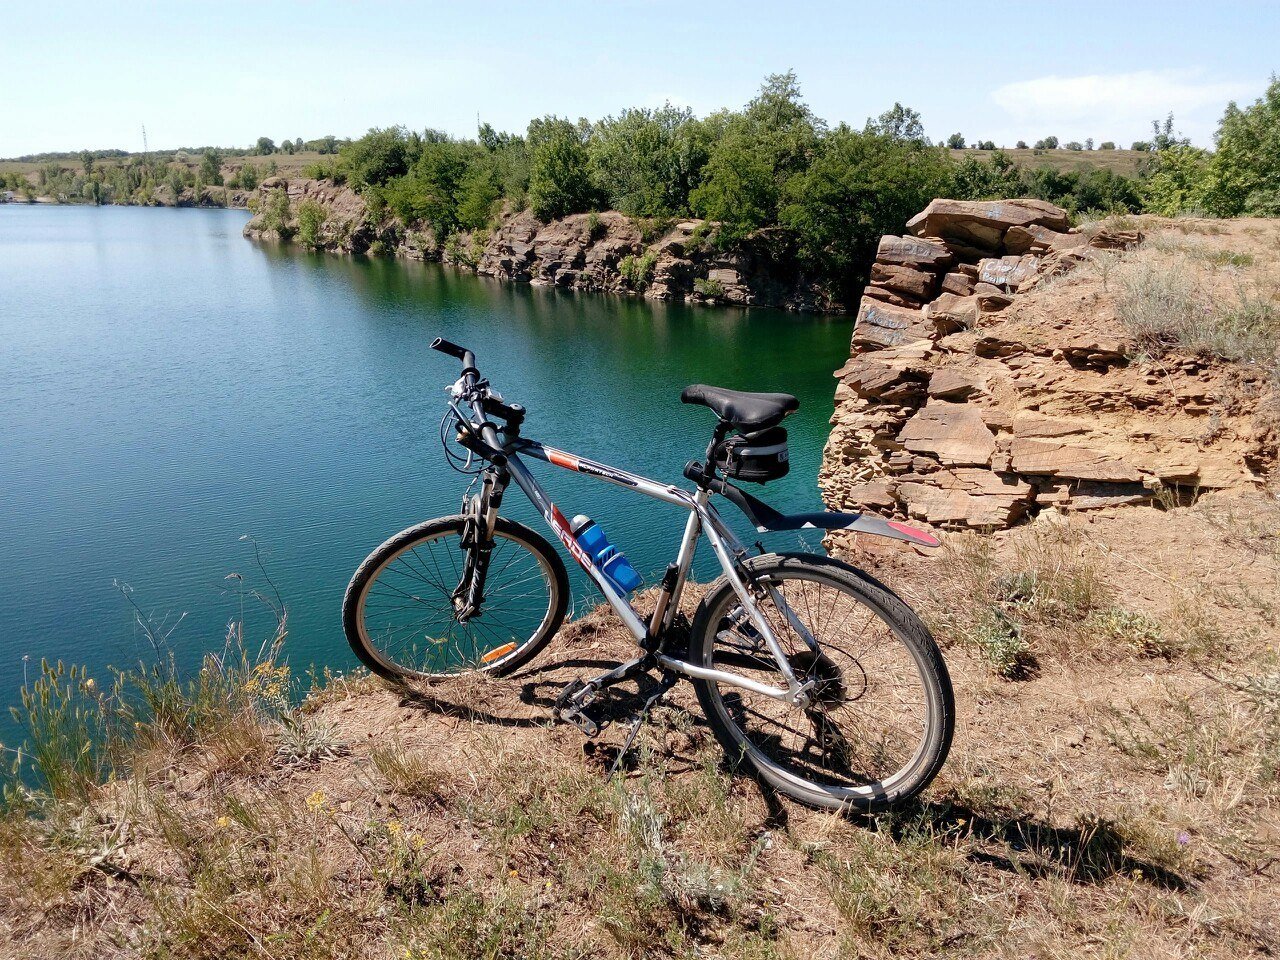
[990,70,1252,146]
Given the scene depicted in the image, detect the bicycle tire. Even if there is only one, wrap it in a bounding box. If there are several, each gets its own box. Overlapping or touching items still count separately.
[343,515,569,681]
[689,552,953,812]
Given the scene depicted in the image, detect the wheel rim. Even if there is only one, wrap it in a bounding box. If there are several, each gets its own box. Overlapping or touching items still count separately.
[704,571,934,800]
[355,526,557,678]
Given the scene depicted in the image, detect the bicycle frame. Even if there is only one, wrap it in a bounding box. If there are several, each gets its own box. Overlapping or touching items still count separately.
[483,436,814,706]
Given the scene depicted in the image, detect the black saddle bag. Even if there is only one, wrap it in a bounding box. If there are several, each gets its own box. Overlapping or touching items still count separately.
[715,427,789,484]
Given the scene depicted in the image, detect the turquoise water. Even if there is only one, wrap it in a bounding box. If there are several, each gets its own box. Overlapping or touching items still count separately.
[0,205,850,735]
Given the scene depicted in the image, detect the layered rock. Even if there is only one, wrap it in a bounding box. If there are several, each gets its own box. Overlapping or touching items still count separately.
[819,199,1273,530]
[244,179,839,313]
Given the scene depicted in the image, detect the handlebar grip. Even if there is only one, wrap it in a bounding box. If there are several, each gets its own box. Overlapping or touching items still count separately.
[430,337,468,360]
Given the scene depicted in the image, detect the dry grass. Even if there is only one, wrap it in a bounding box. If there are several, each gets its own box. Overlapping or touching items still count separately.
[4,497,1280,957]
[1104,227,1280,374]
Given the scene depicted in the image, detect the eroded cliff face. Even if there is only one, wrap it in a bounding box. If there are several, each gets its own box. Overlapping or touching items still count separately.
[818,200,1277,530]
[242,178,840,313]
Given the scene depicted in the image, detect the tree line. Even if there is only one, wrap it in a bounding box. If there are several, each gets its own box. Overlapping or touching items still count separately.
[327,71,1280,298]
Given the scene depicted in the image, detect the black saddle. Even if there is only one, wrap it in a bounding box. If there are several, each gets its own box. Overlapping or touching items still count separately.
[681,384,799,431]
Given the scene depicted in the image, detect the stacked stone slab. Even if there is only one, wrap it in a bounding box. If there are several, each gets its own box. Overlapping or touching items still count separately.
[816,198,1268,530]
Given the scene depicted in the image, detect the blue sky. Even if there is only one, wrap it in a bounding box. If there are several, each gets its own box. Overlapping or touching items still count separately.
[1,1,1275,156]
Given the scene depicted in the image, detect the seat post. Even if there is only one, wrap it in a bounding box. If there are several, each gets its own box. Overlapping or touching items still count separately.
[698,421,731,486]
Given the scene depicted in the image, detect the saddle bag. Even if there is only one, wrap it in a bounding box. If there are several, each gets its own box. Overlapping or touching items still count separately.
[715,427,789,484]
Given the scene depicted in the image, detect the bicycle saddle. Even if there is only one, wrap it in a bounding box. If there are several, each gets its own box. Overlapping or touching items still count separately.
[681,384,799,431]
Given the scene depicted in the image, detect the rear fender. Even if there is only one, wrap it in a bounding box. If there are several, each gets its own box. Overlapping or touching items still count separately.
[714,479,940,549]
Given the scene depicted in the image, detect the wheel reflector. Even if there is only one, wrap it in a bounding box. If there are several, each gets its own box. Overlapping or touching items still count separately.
[481,642,518,663]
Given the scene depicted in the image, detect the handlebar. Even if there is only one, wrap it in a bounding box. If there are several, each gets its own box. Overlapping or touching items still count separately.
[431,336,523,465]
[431,337,478,385]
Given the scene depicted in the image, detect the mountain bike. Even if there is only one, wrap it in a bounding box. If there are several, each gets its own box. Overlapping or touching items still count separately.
[342,338,954,811]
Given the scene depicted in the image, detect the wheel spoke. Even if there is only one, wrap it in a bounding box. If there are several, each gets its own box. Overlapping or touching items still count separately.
[705,567,941,799]
[355,524,558,678]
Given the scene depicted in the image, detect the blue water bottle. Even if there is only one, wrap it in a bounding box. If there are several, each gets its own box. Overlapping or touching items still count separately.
[571,515,643,595]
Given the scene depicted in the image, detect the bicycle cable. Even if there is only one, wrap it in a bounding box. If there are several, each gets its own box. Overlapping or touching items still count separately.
[439,408,484,476]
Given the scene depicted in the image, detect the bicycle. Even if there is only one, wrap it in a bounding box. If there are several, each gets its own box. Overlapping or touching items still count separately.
[342,338,954,811]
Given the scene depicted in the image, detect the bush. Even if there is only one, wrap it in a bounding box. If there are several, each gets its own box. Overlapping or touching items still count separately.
[296,200,326,248]
[260,187,294,240]
[1141,144,1211,216]
[693,277,725,298]
[1113,250,1280,366]
[619,250,658,290]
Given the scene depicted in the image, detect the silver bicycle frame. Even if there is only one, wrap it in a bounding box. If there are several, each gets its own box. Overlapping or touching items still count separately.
[497,437,812,706]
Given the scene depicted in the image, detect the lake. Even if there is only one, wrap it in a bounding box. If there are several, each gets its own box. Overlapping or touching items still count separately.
[0,204,850,738]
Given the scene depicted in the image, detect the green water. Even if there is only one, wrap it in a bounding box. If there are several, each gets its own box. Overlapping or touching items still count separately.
[0,204,851,733]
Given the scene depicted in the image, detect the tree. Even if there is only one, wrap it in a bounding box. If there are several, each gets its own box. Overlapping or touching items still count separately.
[255,137,276,155]
[1065,141,1084,151]
[199,149,223,186]
[281,139,295,154]
[780,124,952,293]
[946,133,966,149]
[977,139,996,151]
[951,150,1024,201]
[1131,113,1214,216]
[80,150,94,175]
[1131,141,1151,151]
[526,116,596,221]
[341,127,414,188]
[1149,114,1180,152]
[870,102,927,143]
[1034,135,1059,149]
[1085,138,1094,150]
[691,73,824,240]
[1202,76,1280,216]
[456,158,503,230]
[588,104,710,217]
[1100,141,1116,150]
[1016,140,1028,149]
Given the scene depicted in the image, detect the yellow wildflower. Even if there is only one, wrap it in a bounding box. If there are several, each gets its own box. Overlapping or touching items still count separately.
[305,789,328,812]
[387,819,403,836]
[214,815,230,830]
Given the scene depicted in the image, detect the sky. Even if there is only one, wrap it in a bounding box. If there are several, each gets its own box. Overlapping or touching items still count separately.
[1,1,1276,157]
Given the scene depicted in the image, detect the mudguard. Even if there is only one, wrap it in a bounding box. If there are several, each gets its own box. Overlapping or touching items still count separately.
[713,478,940,548]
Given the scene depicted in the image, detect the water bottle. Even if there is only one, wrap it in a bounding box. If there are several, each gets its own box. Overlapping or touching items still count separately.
[571,515,643,595]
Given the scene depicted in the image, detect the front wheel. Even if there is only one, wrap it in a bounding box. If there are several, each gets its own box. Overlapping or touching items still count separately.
[343,515,569,681]
[689,553,953,812]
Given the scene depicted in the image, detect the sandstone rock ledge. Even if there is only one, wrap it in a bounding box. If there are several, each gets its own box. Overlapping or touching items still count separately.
[819,199,1272,530]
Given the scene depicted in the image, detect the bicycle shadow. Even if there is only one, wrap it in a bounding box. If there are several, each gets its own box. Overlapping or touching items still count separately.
[389,653,649,730]
[744,777,1189,890]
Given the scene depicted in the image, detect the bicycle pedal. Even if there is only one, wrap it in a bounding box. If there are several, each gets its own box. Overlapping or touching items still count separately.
[552,679,604,737]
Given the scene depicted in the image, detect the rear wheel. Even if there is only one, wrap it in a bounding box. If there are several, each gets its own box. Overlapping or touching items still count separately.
[689,553,953,812]
[343,515,569,681]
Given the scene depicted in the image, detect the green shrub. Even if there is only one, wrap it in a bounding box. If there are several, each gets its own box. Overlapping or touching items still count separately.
[619,250,658,290]
[260,187,294,240]
[693,277,725,298]
[296,200,326,248]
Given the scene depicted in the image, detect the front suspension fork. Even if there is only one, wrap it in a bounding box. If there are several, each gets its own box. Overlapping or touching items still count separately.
[454,467,507,620]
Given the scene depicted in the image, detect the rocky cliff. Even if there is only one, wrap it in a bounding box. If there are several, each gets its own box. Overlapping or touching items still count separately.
[819,199,1277,529]
[242,178,839,312]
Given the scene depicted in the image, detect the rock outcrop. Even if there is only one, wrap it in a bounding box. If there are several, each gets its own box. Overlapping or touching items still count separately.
[243,179,839,313]
[819,199,1273,530]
